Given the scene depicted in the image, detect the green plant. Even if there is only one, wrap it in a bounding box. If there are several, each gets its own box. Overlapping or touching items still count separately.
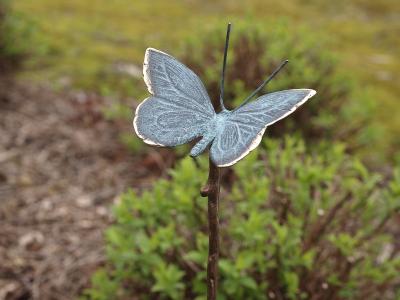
[180,20,379,153]
[106,20,382,159]
[83,136,400,300]
[0,0,33,69]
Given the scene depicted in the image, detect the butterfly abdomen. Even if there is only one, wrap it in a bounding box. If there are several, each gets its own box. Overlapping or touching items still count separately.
[190,133,215,157]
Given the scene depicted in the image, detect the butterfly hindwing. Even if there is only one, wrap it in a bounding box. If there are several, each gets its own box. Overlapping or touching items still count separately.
[134,48,215,146]
[210,89,316,166]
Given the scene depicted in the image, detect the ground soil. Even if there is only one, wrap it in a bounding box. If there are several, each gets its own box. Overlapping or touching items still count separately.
[0,78,174,300]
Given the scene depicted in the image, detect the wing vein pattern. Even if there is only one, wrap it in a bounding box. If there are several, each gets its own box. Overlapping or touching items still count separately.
[134,48,215,147]
[211,89,316,166]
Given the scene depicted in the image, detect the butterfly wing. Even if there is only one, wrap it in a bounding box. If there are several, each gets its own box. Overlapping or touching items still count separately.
[210,89,316,167]
[134,48,215,146]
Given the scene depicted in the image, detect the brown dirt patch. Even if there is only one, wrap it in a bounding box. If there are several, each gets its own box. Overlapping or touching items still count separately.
[0,79,173,300]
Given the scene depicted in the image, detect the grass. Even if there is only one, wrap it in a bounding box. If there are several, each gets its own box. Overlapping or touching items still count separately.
[12,0,400,156]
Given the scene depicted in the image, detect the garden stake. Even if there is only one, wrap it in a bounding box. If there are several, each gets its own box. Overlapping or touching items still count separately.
[200,158,221,300]
[198,23,230,300]
[134,22,316,299]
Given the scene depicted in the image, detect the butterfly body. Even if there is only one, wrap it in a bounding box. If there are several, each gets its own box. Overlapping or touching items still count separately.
[190,109,232,157]
[134,48,316,167]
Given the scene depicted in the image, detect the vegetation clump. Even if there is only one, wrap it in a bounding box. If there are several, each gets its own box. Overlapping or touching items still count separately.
[115,21,381,159]
[0,0,32,72]
[84,137,400,300]
[181,21,378,152]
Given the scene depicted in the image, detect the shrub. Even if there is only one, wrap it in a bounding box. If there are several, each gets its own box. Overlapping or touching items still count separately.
[0,0,33,71]
[83,136,400,300]
[112,21,381,159]
[180,20,379,152]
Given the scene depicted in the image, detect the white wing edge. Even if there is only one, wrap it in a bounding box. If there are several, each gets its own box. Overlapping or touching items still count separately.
[133,97,166,147]
[140,47,172,146]
[143,48,172,95]
[216,89,317,167]
[265,89,316,127]
[216,127,266,167]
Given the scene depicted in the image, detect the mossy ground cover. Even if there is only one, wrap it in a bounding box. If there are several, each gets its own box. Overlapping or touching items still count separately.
[13,0,400,157]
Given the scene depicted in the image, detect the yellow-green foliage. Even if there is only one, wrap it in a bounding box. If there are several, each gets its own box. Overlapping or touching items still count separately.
[12,0,400,156]
[0,0,33,65]
[83,137,400,300]
[181,20,379,156]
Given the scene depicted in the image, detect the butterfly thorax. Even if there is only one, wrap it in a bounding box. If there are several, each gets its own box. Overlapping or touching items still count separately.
[189,110,231,157]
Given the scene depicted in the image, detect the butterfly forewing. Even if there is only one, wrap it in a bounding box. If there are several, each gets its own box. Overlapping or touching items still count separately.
[210,89,316,166]
[134,48,215,147]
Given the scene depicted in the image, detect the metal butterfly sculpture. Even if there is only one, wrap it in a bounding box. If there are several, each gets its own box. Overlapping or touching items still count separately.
[134,24,316,167]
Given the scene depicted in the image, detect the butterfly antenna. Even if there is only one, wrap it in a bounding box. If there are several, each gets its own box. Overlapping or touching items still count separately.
[219,23,231,111]
[234,59,289,111]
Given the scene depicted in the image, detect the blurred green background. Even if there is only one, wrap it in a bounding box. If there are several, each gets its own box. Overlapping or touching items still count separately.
[1,1,399,299]
[13,0,400,163]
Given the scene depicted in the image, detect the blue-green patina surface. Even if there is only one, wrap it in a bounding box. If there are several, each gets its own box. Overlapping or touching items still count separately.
[134,48,315,167]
